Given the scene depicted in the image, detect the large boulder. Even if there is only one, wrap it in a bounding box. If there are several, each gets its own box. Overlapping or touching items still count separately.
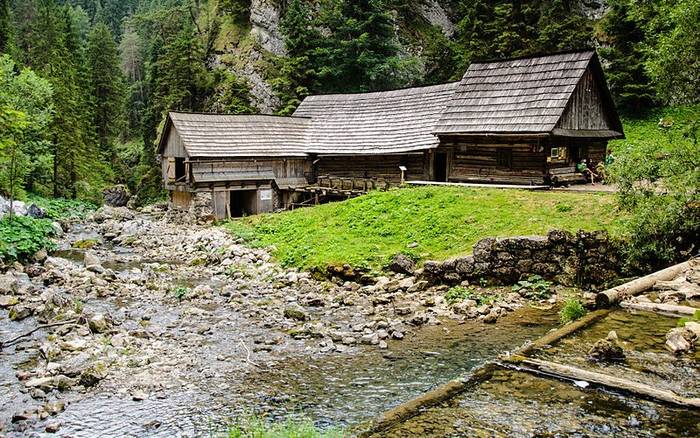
[666,326,697,354]
[389,253,416,275]
[588,331,625,362]
[27,203,46,218]
[103,184,131,207]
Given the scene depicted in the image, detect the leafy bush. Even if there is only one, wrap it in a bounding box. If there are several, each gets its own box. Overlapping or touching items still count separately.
[609,107,700,271]
[171,286,189,302]
[559,299,587,324]
[445,286,496,306]
[0,216,56,261]
[512,275,552,300]
[28,196,97,220]
[227,415,343,438]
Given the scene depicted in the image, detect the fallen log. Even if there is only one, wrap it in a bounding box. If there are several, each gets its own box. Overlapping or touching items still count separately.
[513,309,612,356]
[620,301,699,317]
[504,355,700,409]
[596,258,699,308]
[357,364,496,437]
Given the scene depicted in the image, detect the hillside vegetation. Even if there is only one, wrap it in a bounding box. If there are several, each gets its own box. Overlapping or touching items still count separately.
[226,187,625,273]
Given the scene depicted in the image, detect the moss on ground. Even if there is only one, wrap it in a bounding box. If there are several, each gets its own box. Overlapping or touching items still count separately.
[224,186,625,273]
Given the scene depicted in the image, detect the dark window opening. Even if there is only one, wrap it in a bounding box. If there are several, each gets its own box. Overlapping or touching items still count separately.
[496,149,512,169]
[175,158,186,182]
[434,152,447,182]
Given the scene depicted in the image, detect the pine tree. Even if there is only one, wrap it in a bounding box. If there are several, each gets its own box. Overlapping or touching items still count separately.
[598,0,656,110]
[0,0,11,53]
[535,0,592,53]
[86,22,126,160]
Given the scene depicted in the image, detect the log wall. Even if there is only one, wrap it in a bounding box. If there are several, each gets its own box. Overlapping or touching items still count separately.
[315,153,428,183]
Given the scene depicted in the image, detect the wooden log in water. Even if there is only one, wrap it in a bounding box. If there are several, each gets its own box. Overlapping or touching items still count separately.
[505,355,700,409]
[512,309,612,357]
[620,301,699,317]
[356,364,497,437]
[596,258,699,308]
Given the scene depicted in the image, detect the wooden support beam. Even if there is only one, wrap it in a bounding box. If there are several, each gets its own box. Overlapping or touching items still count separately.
[503,356,700,409]
[620,301,699,317]
[596,258,699,308]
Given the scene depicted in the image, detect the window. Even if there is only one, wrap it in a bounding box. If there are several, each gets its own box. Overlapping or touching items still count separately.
[175,157,186,182]
[496,148,512,169]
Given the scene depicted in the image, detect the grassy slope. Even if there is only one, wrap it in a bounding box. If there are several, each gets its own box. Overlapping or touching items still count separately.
[226,186,625,273]
[609,105,700,151]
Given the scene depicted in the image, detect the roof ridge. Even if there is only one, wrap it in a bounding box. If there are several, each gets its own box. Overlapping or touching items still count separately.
[470,49,595,65]
[301,81,460,100]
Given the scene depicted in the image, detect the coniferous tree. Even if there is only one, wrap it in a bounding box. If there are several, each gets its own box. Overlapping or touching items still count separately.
[86,22,126,160]
[0,0,11,53]
[598,0,656,110]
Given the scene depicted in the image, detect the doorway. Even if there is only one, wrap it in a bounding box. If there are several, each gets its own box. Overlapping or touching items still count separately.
[434,152,448,182]
[229,190,257,217]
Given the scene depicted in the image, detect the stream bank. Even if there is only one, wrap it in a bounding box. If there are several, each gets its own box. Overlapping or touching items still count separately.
[1,206,566,436]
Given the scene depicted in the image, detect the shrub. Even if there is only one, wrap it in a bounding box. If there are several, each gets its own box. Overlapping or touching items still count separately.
[0,216,56,261]
[559,299,587,324]
[512,275,552,300]
[28,196,97,220]
[445,285,496,306]
[171,286,189,302]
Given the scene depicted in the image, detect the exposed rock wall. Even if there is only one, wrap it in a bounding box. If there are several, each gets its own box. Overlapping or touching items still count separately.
[422,230,622,288]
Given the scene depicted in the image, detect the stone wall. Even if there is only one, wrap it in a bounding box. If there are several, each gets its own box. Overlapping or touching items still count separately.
[421,230,622,288]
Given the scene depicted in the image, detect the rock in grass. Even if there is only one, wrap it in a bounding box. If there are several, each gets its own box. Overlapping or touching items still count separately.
[588,330,625,362]
[389,253,416,275]
[283,305,308,321]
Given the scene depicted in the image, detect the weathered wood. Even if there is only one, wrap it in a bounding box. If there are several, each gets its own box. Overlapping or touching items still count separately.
[596,258,699,308]
[620,301,699,317]
[505,355,700,409]
[357,364,497,437]
[512,309,613,357]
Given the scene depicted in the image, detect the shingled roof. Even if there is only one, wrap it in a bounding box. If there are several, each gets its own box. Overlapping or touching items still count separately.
[158,112,310,158]
[293,82,459,155]
[434,51,623,137]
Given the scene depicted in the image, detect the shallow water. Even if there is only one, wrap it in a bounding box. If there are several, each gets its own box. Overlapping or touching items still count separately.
[381,368,700,437]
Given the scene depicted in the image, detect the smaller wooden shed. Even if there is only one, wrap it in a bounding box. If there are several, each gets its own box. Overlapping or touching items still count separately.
[433,51,624,185]
[157,112,311,218]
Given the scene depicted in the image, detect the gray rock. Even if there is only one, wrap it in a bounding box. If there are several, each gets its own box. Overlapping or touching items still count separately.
[45,421,61,433]
[84,251,102,271]
[283,305,308,321]
[482,310,499,324]
[665,327,696,355]
[103,184,131,207]
[389,253,416,275]
[0,295,18,307]
[0,272,17,294]
[589,331,626,361]
[88,313,111,334]
[27,203,46,218]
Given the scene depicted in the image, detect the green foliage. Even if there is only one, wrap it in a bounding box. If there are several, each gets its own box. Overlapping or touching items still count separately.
[171,286,190,302]
[559,299,586,324]
[227,414,343,438]
[511,275,553,300]
[608,105,700,271]
[677,310,700,327]
[0,216,56,261]
[225,186,624,272]
[28,196,96,220]
[445,286,496,306]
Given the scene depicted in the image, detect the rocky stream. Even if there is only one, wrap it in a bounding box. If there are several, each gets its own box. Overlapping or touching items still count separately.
[1,206,564,437]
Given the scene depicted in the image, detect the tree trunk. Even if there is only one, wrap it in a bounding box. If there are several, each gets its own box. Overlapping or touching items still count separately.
[596,258,699,308]
[620,301,699,317]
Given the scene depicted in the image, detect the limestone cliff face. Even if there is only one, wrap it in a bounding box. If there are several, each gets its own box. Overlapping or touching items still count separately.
[250,0,286,56]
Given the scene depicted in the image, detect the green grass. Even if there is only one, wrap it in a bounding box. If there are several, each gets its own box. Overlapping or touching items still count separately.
[224,186,625,273]
[610,105,700,154]
[226,415,344,438]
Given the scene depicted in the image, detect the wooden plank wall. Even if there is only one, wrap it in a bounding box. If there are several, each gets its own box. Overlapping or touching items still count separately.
[315,154,426,183]
[442,143,547,184]
[557,68,612,131]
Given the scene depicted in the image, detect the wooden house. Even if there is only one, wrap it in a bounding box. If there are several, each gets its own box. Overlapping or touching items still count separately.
[157,113,311,218]
[158,50,623,218]
[433,51,624,185]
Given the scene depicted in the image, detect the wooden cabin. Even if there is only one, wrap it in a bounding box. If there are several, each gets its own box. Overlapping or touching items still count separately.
[157,113,311,218]
[158,50,623,218]
[433,51,624,185]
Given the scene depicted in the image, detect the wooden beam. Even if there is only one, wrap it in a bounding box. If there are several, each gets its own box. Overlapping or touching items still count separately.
[503,356,700,409]
[596,258,699,308]
[620,301,699,317]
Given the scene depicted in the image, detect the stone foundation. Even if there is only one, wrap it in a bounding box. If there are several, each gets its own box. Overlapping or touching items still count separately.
[422,230,622,288]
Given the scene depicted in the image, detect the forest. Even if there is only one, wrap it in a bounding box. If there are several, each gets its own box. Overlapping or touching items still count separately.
[0,0,698,205]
